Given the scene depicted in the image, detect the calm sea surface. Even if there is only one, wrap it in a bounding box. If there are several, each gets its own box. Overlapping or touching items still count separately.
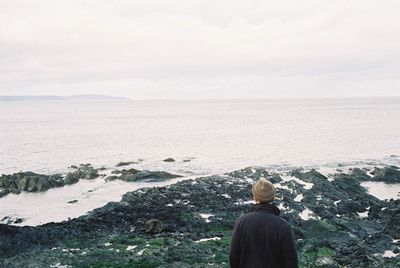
[1,98,400,175]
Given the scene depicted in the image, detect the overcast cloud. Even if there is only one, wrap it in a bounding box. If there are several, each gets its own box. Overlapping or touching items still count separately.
[0,0,399,99]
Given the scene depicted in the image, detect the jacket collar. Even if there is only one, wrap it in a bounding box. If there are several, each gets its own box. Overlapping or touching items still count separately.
[253,202,281,216]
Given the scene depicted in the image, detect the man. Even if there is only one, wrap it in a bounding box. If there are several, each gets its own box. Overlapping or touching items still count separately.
[229,178,298,268]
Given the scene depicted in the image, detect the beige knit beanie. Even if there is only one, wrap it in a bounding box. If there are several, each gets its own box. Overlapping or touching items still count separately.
[252,178,276,203]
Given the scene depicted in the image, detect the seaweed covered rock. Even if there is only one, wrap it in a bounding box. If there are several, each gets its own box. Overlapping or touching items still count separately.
[371,166,400,183]
[109,168,181,182]
[0,166,399,267]
[0,164,100,198]
[0,172,54,196]
[64,164,99,183]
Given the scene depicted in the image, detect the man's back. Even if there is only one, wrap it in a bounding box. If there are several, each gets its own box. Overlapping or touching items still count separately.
[229,203,298,268]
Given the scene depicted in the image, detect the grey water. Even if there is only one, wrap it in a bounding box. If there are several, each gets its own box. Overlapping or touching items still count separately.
[1,97,400,175]
[1,97,400,226]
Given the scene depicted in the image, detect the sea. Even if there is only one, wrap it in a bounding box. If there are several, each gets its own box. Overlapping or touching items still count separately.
[1,97,400,225]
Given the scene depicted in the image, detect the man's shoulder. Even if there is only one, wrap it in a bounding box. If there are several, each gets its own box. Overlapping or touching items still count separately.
[237,211,291,228]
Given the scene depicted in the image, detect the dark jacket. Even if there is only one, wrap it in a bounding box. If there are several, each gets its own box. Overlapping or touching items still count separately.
[229,203,298,268]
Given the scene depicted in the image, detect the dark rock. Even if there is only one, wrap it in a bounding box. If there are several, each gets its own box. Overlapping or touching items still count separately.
[385,211,400,239]
[13,218,23,224]
[146,219,163,234]
[163,158,175,162]
[291,169,328,183]
[116,161,136,167]
[337,200,364,213]
[105,175,118,182]
[0,165,99,198]
[66,164,99,181]
[16,177,30,191]
[371,167,400,183]
[112,168,140,175]
[1,216,13,224]
[350,168,371,181]
[10,185,21,194]
[64,173,79,185]
[0,188,10,198]
[27,177,38,192]
[114,169,181,182]
[0,175,13,188]
[36,177,51,192]
[128,170,181,182]
[97,167,107,171]
[48,175,65,187]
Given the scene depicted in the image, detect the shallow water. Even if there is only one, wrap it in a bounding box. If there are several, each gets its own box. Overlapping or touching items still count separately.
[360,181,400,200]
[0,174,191,226]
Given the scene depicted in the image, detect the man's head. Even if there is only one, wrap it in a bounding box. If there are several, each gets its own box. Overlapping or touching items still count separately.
[252,178,276,203]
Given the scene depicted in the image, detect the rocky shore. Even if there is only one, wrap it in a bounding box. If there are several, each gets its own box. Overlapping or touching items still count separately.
[0,164,181,199]
[0,165,400,267]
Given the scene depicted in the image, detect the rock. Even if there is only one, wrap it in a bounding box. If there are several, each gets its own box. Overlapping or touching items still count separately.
[64,173,79,185]
[371,167,400,183]
[48,175,65,188]
[10,185,21,194]
[337,200,364,213]
[291,169,328,183]
[13,218,24,224]
[385,211,400,239]
[27,177,38,192]
[163,158,175,162]
[124,170,181,182]
[113,169,181,182]
[116,161,135,167]
[146,219,163,234]
[1,216,13,224]
[0,188,10,198]
[0,165,100,198]
[16,177,30,191]
[316,256,340,267]
[64,164,99,184]
[0,175,14,189]
[36,177,51,192]
[105,175,118,182]
[112,168,140,175]
[75,164,99,180]
[350,168,371,181]
[1,216,24,225]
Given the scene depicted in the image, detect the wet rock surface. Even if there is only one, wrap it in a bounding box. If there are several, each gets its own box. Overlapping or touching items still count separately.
[0,164,181,198]
[0,167,399,267]
[107,168,182,182]
[0,164,100,197]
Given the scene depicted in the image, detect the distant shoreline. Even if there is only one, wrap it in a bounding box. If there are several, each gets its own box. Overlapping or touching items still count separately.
[1,95,399,103]
[0,95,131,102]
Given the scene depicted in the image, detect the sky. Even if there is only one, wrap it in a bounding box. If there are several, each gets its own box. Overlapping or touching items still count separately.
[0,0,399,99]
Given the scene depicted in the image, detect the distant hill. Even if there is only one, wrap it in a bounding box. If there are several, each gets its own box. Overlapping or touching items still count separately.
[0,95,131,102]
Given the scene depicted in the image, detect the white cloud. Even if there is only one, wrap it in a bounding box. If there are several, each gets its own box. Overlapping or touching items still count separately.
[0,0,399,98]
